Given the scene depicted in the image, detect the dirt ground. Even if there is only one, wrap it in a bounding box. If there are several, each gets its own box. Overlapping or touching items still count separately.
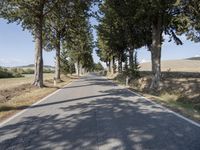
[0,84,37,103]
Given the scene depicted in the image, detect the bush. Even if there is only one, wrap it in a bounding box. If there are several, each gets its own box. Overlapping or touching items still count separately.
[22,68,34,74]
[43,68,54,73]
[0,67,24,78]
[12,72,24,78]
[94,62,104,72]
[0,68,14,78]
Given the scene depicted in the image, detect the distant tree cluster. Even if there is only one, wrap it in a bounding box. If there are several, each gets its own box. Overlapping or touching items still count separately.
[96,0,200,89]
[0,67,23,78]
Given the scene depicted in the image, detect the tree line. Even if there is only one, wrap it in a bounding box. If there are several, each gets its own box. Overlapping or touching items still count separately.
[0,0,97,87]
[96,0,200,90]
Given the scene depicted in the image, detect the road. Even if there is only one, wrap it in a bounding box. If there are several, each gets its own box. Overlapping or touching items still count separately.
[0,74,200,150]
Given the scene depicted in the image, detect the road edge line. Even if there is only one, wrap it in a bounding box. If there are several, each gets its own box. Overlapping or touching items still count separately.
[105,76,200,128]
[0,80,74,128]
[126,87,200,128]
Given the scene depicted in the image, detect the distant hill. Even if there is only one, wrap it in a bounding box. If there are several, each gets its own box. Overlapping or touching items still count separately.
[186,57,200,61]
[8,64,55,70]
[20,64,54,68]
[140,59,200,72]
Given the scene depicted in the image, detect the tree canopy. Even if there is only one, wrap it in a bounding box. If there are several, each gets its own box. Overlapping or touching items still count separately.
[0,0,199,90]
[96,0,197,89]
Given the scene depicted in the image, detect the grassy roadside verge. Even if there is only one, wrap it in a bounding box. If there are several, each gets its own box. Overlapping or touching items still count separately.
[0,75,76,123]
[110,73,200,123]
[129,90,200,122]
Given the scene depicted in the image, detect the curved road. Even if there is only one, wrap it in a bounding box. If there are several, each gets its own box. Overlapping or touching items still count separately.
[0,74,200,150]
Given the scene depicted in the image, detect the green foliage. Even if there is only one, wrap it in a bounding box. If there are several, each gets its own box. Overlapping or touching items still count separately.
[1,0,59,34]
[43,68,54,73]
[93,62,104,71]
[22,69,34,74]
[0,66,54,78]
[123,52,140,78]
[96,0,151,71]
[0,67,14,78]
[60,49,75,75]
[0,67,24,78]
[1,0,200,88]
[96,0,193,89]
[183,0,200,42]
[0,0,96,86]
[130,51,140,77]
[63,8,94,72]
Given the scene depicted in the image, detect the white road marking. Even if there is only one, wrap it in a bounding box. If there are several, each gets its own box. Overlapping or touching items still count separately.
[0,81,73,128]
[104,76,200,128]
[127,88,200,128]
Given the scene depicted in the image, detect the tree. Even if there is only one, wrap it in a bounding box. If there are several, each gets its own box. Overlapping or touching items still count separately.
[60,49,75,75]
[97,0,188,90]
[140,0,185,89]
[184,0,200,42]
[94,62,104,71]
[63,10,94,76]
[1,0,59,87]
[44,0,94,81]
[44,0,74,81]
[96,1,127,74]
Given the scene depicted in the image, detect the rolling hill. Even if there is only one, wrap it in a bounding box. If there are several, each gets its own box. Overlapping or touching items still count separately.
[140,58,200,72]
[186,57,200,61]
[9,64,55,70]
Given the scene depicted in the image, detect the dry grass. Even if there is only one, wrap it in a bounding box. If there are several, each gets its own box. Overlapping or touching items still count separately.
[142,93,200,122]
[140,60,200,72]
[0,73,54,90]
[0,74,74,122]
[113,73,200,122]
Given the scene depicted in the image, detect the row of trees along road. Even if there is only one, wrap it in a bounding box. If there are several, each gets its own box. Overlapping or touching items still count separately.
[0,0,96,87]
[96,0,200,90]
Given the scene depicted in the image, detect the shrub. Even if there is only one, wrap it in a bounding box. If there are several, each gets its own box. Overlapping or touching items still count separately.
[22,68,34,74]
[43,68,54,73]
[0,67,23,78]
[0,69,13,78]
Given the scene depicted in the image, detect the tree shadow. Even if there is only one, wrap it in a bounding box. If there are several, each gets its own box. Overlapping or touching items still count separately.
[62,77,116,89]
[1,88,200,149]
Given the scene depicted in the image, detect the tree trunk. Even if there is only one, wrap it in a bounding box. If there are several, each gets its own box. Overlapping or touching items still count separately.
[109,58,113,74]
[110,58,113,74]
[110,56,115,74]
[124,56,128,73]
[118,54,122,73]
[55,32,61,81]
[150,16,162,89]
[80,63,83,75]
[108,60,111,73]
[33,16,43,88]
[129,48,134,69]
[75,63,78,75]
[77,59,80,77]
[106,61,110,73]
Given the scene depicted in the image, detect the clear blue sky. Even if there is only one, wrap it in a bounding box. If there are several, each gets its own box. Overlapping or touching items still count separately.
[0,17,199,67]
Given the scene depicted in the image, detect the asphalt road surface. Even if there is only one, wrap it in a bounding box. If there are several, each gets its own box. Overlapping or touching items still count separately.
[0,74,200,150]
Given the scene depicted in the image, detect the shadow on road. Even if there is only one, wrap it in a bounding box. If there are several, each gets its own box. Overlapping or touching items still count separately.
[1,85,200,150]
[62,78,117,90]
